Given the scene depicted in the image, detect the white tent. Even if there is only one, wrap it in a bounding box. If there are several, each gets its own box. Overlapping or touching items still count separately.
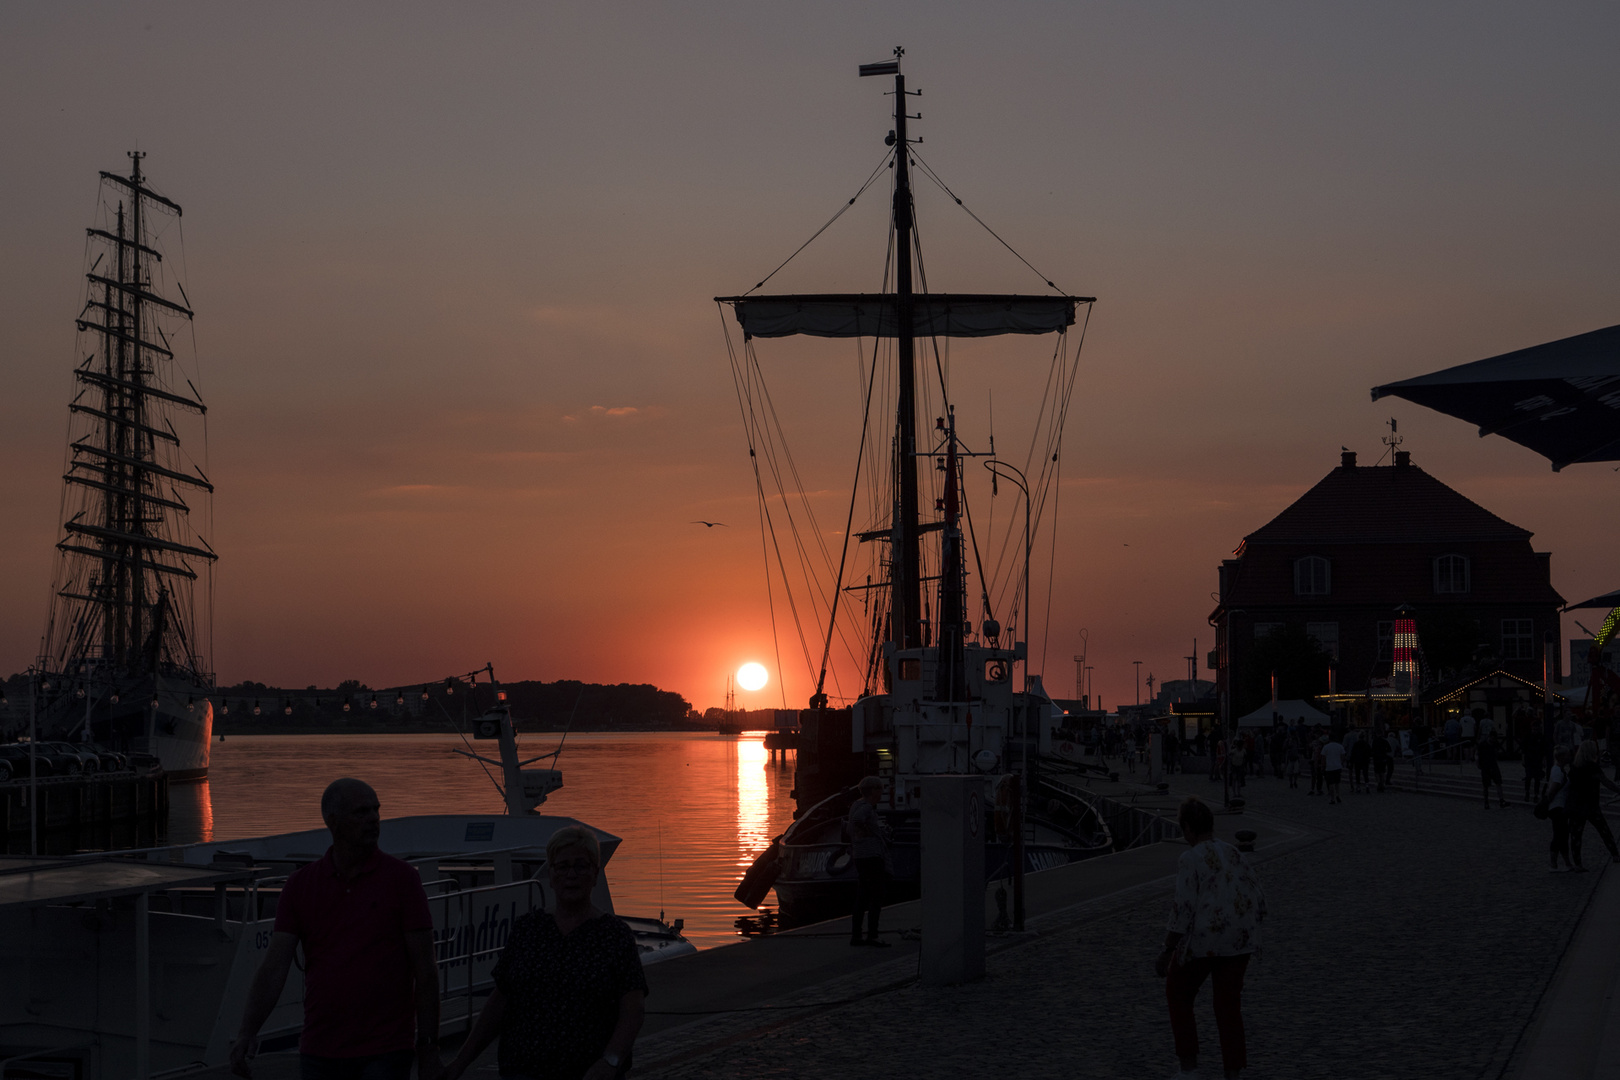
[1237,699,1329,727]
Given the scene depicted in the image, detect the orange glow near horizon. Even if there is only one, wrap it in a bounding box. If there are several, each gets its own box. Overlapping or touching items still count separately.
[3,11,1620,716]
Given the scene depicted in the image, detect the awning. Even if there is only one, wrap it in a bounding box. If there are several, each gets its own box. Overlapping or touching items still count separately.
[1564,589,1620,612]
[717,293,1088,339]
[1370,323,1620,471]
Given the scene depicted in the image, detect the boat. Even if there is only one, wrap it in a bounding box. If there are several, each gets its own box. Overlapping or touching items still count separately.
[30,153,215,781]
[725,52,1112,924]
[0,675,691,1080]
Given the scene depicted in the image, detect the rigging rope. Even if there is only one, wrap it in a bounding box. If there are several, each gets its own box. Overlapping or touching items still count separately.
[744,151,895,296]
[909,148,1066,295]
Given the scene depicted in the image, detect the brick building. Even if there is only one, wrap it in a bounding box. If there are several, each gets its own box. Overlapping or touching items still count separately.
[1209,449,1564,723]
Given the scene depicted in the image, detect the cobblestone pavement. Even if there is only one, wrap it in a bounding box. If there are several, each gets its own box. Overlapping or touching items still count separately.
[639,774,1604,1080]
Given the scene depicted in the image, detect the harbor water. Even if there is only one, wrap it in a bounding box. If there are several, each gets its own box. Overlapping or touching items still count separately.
[166,732,796,949]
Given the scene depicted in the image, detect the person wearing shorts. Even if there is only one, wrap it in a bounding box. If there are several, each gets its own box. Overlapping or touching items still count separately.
[1322,737,1346,805]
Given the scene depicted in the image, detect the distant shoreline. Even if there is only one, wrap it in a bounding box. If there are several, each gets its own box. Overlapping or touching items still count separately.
[215,722,720,737]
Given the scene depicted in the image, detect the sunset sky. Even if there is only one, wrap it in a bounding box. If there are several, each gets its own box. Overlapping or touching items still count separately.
[4,3,1619,713]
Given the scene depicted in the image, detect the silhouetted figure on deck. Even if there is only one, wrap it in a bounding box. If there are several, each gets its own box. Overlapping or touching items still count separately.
[848,776,891,947]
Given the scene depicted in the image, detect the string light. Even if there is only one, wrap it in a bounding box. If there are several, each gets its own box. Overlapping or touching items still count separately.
[150,692,161,709]
[396,691,405,706]
[221,700,230,715]
[76,687,86,699]
[420,686,429,701]
[110,689,120,704]
[252,699,261,716]
[445,678,456,696]
[369,694,378,710]
[186,695,195,712]
[283,700,293,716]
[342,701,351,712]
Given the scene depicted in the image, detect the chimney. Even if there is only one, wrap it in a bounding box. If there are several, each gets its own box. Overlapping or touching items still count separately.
[1340,449,1356,468]
[1394,450,1411,467]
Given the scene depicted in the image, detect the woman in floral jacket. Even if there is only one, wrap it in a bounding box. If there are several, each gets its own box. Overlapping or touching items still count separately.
[1155,797,1266,1080]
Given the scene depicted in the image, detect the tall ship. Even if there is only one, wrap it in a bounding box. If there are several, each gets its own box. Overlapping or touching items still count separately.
[728,53,1112,923]
[34,153,215,780]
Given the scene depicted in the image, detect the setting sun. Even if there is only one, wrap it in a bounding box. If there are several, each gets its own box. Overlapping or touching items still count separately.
[736,662,768,692]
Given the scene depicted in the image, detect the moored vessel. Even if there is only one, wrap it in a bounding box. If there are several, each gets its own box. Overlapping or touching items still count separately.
[725,52,1111,925]
[31,153,215,780]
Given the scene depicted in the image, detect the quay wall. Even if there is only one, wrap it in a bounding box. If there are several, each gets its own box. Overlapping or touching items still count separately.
[1,771,169,838]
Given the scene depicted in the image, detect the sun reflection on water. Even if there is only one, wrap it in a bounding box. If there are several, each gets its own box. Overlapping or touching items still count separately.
[735,737,770,867]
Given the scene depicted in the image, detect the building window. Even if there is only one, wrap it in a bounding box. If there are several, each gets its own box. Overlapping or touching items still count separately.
[1377,621,1393,662]
[1434,554,1470,594]
[1294,556,1331,596]
[1307,622,1340,659]
[1254,622,1284,641]
[1502,619,1535,661]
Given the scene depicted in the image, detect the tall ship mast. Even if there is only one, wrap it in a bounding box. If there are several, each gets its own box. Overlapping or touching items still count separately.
[35,152,216,780]
[725,53,1109,923]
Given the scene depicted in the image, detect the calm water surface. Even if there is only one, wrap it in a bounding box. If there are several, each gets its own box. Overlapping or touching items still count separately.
[167,732,796,948]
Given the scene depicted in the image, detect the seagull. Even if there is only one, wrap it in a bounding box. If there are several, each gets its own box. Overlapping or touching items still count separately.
[692,520,729,528]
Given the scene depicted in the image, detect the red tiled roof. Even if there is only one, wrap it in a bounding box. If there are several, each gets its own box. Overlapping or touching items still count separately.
[1245,463,1532,545]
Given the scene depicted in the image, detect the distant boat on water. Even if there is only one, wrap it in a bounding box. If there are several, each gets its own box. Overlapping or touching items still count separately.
[31,153,214,780]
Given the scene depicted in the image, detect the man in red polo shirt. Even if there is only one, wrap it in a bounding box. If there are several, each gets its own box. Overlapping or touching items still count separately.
[230,778,442,1080]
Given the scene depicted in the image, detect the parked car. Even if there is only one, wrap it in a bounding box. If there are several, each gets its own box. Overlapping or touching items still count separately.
[40,742,98,774]
[78,744,128,771]
[0,743,57,780]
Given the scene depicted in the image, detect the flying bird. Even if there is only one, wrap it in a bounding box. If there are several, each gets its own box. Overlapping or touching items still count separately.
[692,520,729,528]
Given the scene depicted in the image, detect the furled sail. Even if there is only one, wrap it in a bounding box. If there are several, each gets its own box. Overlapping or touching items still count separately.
[717,293,1087,339]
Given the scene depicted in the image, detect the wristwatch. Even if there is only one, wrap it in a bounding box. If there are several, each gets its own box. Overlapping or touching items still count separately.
[602,1050,622,1069]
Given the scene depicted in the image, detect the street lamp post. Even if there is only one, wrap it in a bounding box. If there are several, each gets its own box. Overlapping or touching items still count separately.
[984,459,1031,933]
[1133,660,1143,706]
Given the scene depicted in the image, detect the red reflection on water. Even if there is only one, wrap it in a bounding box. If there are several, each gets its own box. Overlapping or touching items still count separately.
[178,733,795,948]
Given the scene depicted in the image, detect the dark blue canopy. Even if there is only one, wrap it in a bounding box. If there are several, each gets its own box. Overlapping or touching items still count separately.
[1371,323,1620,471]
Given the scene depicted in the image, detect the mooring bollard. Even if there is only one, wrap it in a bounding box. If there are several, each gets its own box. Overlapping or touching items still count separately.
[920,774,985,986]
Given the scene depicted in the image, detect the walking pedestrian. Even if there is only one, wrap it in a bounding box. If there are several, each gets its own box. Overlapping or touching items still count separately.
[847,776,892,946]
[1284,742,1301,789]
[1228,738,1247,793]
[1308,732,1326,797]
[1568,740,1620,870]
[1157,797,1266,1080]
[1545,746,1575,872]
[1349,734,1371,794]
[230,778,441,1080]
[442,826,647,1080]
[1371,729,1391,793]
[1522,729,1545,803]
[1322,735,1346,804]
[1208,723,1225,782]
[1477,732,1507,809]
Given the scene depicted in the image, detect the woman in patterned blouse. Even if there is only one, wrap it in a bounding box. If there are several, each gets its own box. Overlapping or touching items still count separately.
[1155,797,1266,1080]
[444,826,648,1080]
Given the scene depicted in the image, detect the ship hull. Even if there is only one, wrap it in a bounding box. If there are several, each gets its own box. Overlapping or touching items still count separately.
[41,682,212,781]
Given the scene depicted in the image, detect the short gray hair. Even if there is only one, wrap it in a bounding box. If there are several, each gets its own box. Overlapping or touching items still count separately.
[859,776,883,796]
[546,824,601,867]
[320,778,376,823]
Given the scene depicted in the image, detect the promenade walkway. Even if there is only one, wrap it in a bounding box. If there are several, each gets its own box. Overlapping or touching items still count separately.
[633,772,1601,1079]
[213,768,1610,1079]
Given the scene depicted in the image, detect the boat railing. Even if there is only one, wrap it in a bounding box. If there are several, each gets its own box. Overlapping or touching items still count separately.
[431,877,548,1034]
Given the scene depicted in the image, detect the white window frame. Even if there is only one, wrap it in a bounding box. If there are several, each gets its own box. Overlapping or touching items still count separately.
[1502,619,1535,661]
[1294,555,1331,596]
[1434,554,1471,594]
